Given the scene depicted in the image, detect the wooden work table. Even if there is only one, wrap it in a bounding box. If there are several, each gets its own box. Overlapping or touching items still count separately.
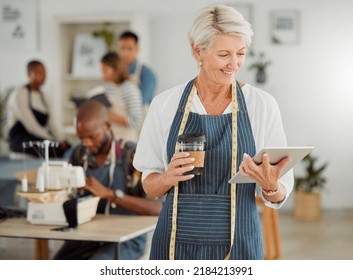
[0,214,158,259]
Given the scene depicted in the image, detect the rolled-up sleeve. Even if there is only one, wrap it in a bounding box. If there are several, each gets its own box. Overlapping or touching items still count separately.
[133,84,184,182]
[253,90,294,209]
[133,97,166,181]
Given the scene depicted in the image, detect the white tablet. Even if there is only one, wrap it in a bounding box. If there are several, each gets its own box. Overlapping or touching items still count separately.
[228,146,314,184]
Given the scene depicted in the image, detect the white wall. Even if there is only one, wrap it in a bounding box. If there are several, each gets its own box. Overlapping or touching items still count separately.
[1,0,353,210]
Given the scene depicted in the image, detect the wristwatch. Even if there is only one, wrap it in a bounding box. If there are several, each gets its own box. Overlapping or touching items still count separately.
[111,189,125,209]
[114,189,125,199]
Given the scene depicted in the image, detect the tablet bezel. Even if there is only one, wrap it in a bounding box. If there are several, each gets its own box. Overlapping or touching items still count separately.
[228,146,314,184]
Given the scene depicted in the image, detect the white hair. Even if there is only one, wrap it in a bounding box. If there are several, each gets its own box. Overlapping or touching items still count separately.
[188,5,253,53]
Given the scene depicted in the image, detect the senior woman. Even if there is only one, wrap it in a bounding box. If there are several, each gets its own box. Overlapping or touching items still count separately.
[133,5,293,260]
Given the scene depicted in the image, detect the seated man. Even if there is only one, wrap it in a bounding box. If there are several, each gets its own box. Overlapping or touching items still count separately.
[53,100,162,260]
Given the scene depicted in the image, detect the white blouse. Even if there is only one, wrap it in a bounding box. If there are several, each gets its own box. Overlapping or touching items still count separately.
[133,81,294,209]
[87,81,143,142]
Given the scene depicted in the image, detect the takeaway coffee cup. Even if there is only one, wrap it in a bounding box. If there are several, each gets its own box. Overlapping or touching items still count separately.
[177,132,206,175]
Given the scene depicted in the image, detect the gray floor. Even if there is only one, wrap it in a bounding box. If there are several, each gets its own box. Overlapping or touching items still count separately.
[280,209,353,260]
[0,210,352,260]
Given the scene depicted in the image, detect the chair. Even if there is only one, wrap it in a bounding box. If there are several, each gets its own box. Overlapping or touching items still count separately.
[138,231,153,260]
[256,196,282,260]
[0,179,17,207]
[0,172,20,253]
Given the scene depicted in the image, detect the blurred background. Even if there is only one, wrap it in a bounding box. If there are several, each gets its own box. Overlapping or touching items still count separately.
[0,0,353,260]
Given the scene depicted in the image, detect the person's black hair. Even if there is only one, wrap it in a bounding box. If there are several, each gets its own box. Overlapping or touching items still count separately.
[119,30,139,44]
[27,60,44,75]
[101,51,118,70]
[100,51,128,83]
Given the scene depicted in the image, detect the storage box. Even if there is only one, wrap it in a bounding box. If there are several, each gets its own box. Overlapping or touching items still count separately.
[26,196,100,226]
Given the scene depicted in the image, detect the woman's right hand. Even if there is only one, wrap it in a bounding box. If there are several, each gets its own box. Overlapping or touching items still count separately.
[142,152,195,198]
[162,152,195,187]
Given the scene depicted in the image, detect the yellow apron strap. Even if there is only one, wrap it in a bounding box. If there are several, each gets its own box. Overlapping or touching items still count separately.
[169,79,196,260]
[224,81,238,260]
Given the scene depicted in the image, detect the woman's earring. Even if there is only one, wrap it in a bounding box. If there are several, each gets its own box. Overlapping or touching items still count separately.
[199,61,203,67]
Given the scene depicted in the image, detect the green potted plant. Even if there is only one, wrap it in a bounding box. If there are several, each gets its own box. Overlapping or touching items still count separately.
[92,22,115,51]
[248,51,272,84]
[294,153,328,221]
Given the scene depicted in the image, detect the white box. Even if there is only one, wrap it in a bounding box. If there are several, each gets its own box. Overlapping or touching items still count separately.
[26,196,100,226]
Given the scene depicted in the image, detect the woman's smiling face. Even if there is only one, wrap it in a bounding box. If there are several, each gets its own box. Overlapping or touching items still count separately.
[197,34,247,86]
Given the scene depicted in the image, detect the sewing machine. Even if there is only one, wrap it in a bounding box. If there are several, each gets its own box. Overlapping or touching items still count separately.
[17,141,99,226]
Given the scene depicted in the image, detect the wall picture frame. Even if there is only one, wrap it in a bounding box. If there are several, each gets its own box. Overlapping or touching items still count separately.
[71,33,106,78]
[0,0,38,51]
[271,10,300,45]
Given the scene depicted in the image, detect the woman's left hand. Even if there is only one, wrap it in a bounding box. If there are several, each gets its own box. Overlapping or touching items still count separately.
[239,153,290,193]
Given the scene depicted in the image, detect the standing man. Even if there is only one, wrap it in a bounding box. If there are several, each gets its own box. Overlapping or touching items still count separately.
[118,31,157,112]
[53,100,162,260]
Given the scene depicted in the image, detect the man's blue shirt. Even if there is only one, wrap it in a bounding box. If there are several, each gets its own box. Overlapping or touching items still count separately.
[128,61,157,105]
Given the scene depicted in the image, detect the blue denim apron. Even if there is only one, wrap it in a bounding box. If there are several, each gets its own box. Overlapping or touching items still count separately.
[149,79,263,260]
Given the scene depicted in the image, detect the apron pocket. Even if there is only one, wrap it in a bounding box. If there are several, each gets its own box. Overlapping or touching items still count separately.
[168,193,231,246]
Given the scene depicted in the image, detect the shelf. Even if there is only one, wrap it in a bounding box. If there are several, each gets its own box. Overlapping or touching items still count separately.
[64,74,102,81]
[56,14,149,139]
[55,14,133,25]
[63,125,76,135]
[63,102,76,109]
